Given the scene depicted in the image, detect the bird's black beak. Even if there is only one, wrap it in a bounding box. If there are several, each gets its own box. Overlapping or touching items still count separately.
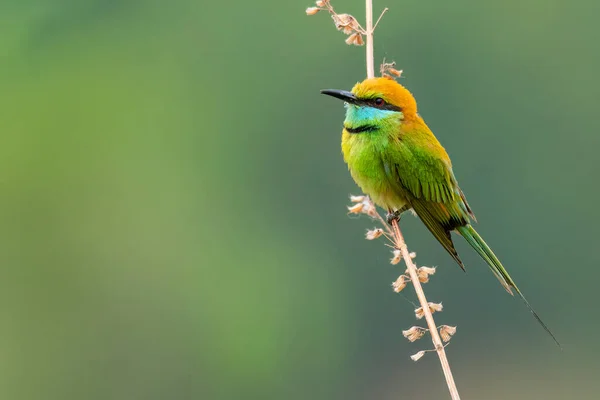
[320,89,359,105]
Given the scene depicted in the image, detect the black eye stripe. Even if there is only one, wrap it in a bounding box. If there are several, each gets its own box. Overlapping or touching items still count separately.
[360,98,402,112]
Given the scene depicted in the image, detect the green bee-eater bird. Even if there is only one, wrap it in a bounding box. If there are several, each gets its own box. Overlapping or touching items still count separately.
[322,77,559,346]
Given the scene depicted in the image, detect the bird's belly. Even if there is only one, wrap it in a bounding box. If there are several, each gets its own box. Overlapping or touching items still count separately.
[347,161,407,211]
[342,132,408,211]
[354,172,407,211]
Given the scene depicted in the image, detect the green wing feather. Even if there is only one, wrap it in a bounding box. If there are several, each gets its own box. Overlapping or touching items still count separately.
[386,128,560,346]
[410,199,465,270]
[385,136,471,270]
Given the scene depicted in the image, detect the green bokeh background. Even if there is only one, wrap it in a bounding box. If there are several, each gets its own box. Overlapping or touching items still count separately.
[1,0,598,399]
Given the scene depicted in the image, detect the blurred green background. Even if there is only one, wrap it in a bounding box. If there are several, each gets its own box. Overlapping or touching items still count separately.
[1,0,599,399]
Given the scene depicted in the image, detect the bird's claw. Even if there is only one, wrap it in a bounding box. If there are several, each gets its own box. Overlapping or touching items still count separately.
[386,210,400,225]
[386,207,409,225]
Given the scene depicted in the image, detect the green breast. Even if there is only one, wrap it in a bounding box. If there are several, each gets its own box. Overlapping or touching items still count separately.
[342,131,407,211]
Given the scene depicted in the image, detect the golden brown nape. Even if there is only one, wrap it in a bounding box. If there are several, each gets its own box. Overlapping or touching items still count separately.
[351,77,418,120]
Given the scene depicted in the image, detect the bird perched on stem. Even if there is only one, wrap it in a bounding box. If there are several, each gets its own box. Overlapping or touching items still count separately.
[321,77,560,347]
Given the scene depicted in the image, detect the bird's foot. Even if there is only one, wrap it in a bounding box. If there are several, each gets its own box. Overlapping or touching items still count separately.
[386,206,410,225]
[386,210,401,225]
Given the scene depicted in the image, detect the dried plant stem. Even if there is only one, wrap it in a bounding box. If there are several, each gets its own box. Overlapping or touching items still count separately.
[307,2,459,396]
[391,220,461,400]
[365,0,375,78]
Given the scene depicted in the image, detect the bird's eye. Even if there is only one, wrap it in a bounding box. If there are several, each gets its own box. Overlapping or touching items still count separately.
[375,98,385,106]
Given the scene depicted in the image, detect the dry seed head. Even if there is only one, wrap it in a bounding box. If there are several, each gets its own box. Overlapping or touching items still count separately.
[390,249,402,265]
[387,67,403,77]
[439,325,457,342]
[402,326,427,342]
[347,197,377,217]
[354,33,364,45]
[429,302,443,313]
[350,195,365,203]
[417,269,430,283]
[365,228,384,240]
[380,61,403,79]
[361,201,377,217]
[348,197,377,217]
[345,33,364,46]
[392,275,407,292]
[417,266,436,283]
[409,252,416,259]
[315,0,326,6]
[410,350,426,362]
[332,14,359,35]
[341,26,353,35]
[306,7,320,15]
[415,302,443,319]
[415,306,425,319]
[347,203,364,214]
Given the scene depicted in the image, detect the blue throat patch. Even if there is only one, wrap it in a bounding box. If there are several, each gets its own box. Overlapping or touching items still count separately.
[344,104,401,130]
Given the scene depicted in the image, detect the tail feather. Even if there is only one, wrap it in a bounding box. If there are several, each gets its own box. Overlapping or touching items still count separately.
[457,224,561,348]
[410,200,466,271]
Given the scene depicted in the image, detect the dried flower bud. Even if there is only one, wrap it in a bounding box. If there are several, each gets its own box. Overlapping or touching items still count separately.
[350,33,364,46]
[347,203,364,214]
[410,350,426,362]
[387,67,403,77]
[415,306,425,319]
[361,201,377,217]
[380,61,404,79]
[392,275,406,292]
[332,13,359,35]
[315,0,326,6]
[347,197,377,217]
[415,302,443,319]
[306,7,320,15]
[390,249,402,265]
[429,302,443,313]
[439,325,457,342]
[402,326,427,342]
[409,252,416,259]
[417,266,436,283]
[366,228,383,240]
